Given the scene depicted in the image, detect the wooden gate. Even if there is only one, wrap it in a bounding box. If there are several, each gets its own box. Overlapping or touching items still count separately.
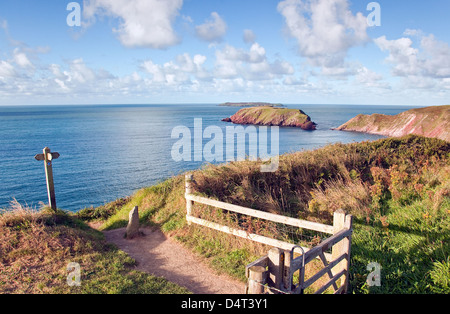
[246,212,353,294]
[184,174,353,294]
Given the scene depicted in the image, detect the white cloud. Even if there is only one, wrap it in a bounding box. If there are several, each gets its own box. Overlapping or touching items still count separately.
[248,43,266,63]
[374,36,419,77]
[141,60,166,83]
[375,31,450,79]
[0,49,36,84]
[83,0,183,49]
[195,12,227,43]
[0,60,16,80]
[277,0,369,72]
[13,48,34,69]
[214,43,293,80]
[68,58,98,83]
[355,66,389,89]
[54,78,69,91]
[138,42,295,97]
[49,64,65,79]
[420,34,450,78]
[141,53,210,84]
[41,59,116,95]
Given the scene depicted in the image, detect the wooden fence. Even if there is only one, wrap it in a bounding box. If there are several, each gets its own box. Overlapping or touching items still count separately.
[185,174,353,294]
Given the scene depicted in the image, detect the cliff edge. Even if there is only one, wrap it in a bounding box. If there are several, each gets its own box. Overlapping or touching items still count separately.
[222,106,317,130]
[335,105,450,142]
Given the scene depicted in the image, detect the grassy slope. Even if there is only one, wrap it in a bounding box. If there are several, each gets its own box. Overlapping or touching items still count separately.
[83,135,449,294]
[0,204,190,294]
[2,135,449,294]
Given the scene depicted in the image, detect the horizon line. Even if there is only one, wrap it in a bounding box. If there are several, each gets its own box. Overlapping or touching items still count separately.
[0,102,435,108]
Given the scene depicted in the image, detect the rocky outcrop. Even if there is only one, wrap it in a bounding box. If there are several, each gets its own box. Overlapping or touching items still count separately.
[222,106,317,130]
[335,105,450,142]
[219,102,285,107]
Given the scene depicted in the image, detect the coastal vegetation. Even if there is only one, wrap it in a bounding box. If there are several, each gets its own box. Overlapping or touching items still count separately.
[1,135,449,294]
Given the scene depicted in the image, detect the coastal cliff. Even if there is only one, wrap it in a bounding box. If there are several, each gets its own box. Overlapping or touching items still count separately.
[222,106,317,130]
[336,105,450,142]
[219,102,285,107]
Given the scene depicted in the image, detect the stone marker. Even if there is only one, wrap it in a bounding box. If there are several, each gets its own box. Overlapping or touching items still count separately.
[126,206,140,239]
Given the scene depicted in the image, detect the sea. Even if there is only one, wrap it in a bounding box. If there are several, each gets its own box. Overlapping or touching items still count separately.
[0,104,420,212]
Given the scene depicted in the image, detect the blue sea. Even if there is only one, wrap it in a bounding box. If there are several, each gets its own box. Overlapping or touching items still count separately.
[0,104,419,212]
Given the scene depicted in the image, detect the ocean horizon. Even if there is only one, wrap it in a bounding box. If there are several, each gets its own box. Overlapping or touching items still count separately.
[0,103,421,212]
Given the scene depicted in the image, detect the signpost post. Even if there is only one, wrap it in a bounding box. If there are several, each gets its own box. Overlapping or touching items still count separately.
[35,147,60,211]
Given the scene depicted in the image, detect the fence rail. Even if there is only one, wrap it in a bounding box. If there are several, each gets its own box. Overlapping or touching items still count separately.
[184,174,353,294]
[185,194,335,234]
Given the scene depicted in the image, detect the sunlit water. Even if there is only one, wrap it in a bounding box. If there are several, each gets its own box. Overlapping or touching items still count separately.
[0,104,418,211]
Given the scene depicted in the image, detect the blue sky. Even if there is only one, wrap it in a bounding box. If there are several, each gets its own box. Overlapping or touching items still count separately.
[0,0,449,106]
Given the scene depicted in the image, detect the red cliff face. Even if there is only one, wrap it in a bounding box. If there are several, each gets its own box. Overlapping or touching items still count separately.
[336,105,450,142]
[222,107,317,131]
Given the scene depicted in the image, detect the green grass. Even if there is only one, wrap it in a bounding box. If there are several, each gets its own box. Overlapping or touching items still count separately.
[351,196,449,293]
[2,135,449,294]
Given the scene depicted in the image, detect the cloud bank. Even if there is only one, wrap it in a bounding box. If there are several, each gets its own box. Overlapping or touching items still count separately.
[277,0,369,73]
[83,0,183,49]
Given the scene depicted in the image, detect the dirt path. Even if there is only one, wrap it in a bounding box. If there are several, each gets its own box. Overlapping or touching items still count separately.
[103,227,246,294]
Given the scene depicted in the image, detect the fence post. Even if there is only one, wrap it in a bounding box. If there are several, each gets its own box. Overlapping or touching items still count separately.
[268,247,284,293]
[331,209,346,278]
[185,174,194,225]
[341,214,353,293]
[332,209,353,293]
[247,266,267,294]
[283,250,292,292]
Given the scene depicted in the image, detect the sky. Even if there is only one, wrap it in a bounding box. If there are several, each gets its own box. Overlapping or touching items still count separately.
[0,0,449,106]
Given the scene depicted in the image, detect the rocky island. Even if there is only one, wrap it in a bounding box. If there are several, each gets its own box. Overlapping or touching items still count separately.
[222,106,317,130]
[335,105,450,142]
[219,102,285,107]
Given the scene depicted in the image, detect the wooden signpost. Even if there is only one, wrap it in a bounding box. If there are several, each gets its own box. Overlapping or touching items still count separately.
[35,147,60,211]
